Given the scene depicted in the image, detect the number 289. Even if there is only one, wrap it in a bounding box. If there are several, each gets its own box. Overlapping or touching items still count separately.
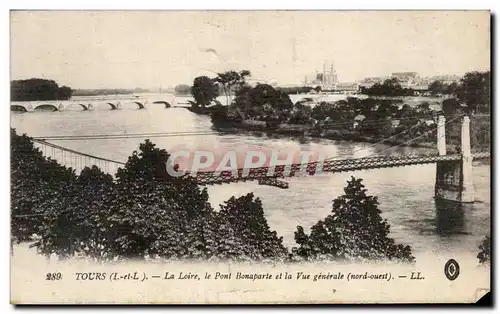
[46,272,62,281]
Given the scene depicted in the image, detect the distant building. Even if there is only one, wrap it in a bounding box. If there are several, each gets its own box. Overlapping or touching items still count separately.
[335,82,359,92]
[357,72,461,91]
[357,76,387,89]
[391,72,418,80]
[390,72,419,88]
[427,75,461,85]
[304,61,339,90]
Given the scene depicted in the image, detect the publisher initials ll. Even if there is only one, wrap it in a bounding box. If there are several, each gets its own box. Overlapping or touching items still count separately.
[410,272,424,280]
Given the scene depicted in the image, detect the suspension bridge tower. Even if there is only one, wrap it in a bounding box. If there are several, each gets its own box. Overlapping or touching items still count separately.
[435,115,475,203]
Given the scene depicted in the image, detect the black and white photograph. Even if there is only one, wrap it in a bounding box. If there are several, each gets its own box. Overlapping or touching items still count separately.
[9,10,491,304]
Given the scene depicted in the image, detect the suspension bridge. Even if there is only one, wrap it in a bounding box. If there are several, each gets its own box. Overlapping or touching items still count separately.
[30,114,490,203]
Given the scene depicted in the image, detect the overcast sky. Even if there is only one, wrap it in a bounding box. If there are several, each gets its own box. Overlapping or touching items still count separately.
[10,11,490,89]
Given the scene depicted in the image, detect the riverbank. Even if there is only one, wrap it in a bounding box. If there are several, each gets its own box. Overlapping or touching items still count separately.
[210,120,455,153]
[210,114,490,153]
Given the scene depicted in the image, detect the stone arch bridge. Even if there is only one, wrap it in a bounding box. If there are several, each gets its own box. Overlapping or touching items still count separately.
[11,98,174,112]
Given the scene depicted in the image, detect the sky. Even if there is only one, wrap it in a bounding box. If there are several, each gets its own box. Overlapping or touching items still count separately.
[10,11,490,89]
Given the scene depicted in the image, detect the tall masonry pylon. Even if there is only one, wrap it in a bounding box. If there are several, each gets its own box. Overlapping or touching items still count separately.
[434,115,475,203]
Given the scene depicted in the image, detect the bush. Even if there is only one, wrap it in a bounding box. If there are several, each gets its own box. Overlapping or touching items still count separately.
[292,177,415,263]
[477,235,491,265]
[219,193,289,261]
[11,128,77,245]
[11,131,288,262]
[11,78,72,101]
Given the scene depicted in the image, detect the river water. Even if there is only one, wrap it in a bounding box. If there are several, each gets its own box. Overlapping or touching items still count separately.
[10,94,490,262]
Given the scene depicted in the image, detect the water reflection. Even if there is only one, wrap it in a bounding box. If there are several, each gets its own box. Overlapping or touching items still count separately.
[435,198,468,236]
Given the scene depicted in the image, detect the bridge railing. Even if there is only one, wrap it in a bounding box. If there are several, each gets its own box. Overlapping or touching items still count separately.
[32,139,125,177]
[32,138,490,185]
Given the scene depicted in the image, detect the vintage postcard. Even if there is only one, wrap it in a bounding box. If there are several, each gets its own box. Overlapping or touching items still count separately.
[10,10,491,304]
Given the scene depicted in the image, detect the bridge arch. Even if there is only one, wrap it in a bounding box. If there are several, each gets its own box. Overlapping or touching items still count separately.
[133,101,145,109]
[152,101,171,108]
[11,105,27,112]
[34,104,58,112]
[106,102,118,110]
[66,103,88,111]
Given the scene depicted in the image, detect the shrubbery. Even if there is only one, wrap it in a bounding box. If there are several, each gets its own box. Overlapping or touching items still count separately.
[477,235,491,265]
[10,130,288,262]
[12,129,416,263]
[292,177,415,263]
[11,78,72,101]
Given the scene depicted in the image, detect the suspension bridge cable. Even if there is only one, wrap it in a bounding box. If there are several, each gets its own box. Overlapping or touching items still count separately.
[323,120,428,162]
[33,129,226,139]
[366,115,463,158]
[31,113,475,171]
[32,139,125,165]
[32,114,452,141]
[33,132,224,141]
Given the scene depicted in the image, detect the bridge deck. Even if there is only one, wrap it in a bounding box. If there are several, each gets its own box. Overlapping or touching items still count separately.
[31,138,490,186]
[191,152,490,185]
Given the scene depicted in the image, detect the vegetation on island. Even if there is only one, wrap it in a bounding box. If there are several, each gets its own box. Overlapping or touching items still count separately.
[360,77,420,97]
[188,69,489,152]
[11,128,413,263]
[11,78,73,101]
[275,86,316,95]
[191,76,219,107]
[213,70,251,107]
[360,71,490,115]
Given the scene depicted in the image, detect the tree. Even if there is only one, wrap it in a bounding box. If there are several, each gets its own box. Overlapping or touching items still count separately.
[70,166,115,260]
[428,80,445,96]
[360,98,378,118]
[57,86,73,100]
[442,98,463,115]
[375,100,398,119]
[292,177,414,263]
[346,97,364,113]
[446,82,458,95]
[477,235,491,265]
[11,128,77,248]
[32,166,114,260]
[219,193,288,260]
[358,118,393,138]
[11,78,73,101]
[214,70,251,108]
[174,84,192,96]
[232,83,293,121]
[360,78,405,96]
[11,131,294,262]
[108,142,288,261]
[311,103,328,121]
[416,102,433,119]
[90,140,214,260]
[455,71,490,113]
[288,103,313,125]
[191,76,218,107]
[248,84,293,110]
[276,86,313,95]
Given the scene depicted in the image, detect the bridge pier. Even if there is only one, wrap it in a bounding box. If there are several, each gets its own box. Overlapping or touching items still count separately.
[435,115,475,203]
